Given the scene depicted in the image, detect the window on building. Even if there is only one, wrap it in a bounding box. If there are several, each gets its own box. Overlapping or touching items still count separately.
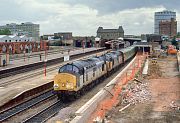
[16,40,17,42]
[9,40,11,42]
[5,40,7,42]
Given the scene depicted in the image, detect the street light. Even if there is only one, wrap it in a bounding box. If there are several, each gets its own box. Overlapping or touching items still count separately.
[61,35,64,50]
[44,59,47,77]
[61,35,63,43]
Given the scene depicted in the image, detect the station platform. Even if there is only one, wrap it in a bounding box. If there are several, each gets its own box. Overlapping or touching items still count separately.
[0,69,56,107]
[0,47,106,107]
[0,47,102,71]
[8,46,80,60]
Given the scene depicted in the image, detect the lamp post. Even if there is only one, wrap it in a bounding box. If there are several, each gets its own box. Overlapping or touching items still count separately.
[44,58,47,77]
[82,41,84,53]
[61,35,64,45]
[44,41,47,61]
[23,50,25,62]
[61,35,64,50]
[44,41,47,77]
[5,52,7,66]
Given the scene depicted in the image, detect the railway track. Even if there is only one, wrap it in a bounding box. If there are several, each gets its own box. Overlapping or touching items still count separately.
[34,57,133,123]
[0,48,106,79]
[0,63,60,87]
[0,90,56,122]
[0,49,109,87]
[22,101,67,123]
[10,47,79,61]
[0,55,134,123]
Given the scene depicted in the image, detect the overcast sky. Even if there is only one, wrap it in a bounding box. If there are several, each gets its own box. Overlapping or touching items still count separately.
[0,0,179,36]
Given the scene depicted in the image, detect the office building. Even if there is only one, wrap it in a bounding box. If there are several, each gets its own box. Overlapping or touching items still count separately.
[154,10,176,34]
[0,22,40,41]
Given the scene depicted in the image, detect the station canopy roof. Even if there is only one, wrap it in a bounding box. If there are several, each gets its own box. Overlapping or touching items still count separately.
[119,46,136,53]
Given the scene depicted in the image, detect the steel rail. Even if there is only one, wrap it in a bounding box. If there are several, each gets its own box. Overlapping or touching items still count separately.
[0,90,56,122]
[0,49,109,86]
[21,100,66,123]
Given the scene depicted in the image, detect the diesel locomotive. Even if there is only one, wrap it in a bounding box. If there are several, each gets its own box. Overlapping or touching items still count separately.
[54,46,137,100]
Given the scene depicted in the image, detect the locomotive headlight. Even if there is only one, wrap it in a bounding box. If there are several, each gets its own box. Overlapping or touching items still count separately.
[53,84,59,89]
[66,83,74,89]
[62,83,65,87]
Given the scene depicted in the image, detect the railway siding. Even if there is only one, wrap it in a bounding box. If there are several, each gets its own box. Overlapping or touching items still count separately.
[0,82,53,112]
[0,90,55,122]
[0,49,109,111]
[0,47,105,79]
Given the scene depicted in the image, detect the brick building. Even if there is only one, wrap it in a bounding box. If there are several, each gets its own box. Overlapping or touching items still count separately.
[154,10,176,34]
[97,26,124,40]
[54,32,72,40]
[0,41,48,54]
[73,36,94,47]
[159,18,177,38]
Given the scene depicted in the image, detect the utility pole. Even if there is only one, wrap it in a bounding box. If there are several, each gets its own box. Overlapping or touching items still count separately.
[61,35,64,50]
[23,50,25,62]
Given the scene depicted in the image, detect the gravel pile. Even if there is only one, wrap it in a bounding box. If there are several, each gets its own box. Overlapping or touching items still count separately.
[169,101,180,111]
[47,107,76,122]
[121,79,151,105]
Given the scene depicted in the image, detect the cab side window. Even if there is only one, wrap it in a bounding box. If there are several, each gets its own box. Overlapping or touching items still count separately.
[93,68,96,77]
[102,64,105,71]
[86,72,88,81]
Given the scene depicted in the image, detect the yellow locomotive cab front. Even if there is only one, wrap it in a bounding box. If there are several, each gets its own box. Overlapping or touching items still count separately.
[54,73,77,91]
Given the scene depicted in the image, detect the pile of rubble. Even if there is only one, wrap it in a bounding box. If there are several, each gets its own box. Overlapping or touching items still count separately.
[147,61,162,79]
[121,78,151,105]
[170,101,180,111]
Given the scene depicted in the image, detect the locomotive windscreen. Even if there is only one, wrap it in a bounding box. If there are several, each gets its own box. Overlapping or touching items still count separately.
[59,64,79,73]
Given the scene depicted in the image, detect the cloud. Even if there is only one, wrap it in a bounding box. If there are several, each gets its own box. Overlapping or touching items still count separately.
[61,0,180,15]
[39,5,167,35]
[0,0,179,36]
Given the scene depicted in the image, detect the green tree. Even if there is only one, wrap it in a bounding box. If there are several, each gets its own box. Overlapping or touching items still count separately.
[0,28,11,35]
